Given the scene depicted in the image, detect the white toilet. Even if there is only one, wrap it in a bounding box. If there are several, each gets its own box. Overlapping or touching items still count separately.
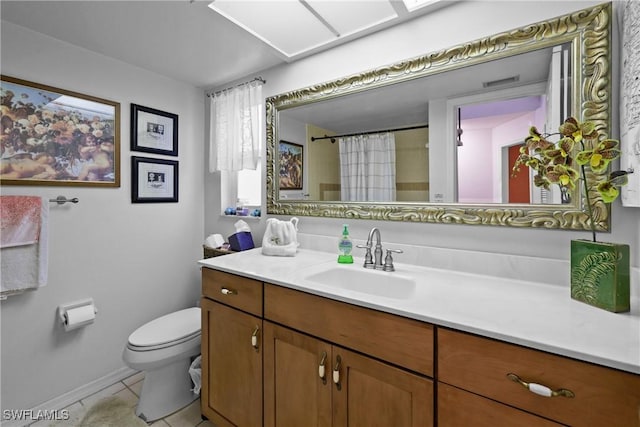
[122,307,201,422]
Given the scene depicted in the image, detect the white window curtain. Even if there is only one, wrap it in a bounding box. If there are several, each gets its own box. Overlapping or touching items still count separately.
[339,132,396,202]
[209,80,263,172]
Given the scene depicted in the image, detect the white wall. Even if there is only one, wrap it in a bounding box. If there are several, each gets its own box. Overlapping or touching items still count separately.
[206,0,639,264]
[1,21,205,410]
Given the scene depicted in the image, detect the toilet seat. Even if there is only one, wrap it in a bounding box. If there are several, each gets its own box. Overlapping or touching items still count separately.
[127,307,201,350]
[127,331,200,351]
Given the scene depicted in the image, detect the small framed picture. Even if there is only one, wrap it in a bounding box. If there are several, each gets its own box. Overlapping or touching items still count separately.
[278,140,303,190]
[131,104,178,156]
[131,156,178,203]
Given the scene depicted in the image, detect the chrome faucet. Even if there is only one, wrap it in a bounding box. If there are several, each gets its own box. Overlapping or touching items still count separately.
[357,227,402,271]
[360,227,383,269]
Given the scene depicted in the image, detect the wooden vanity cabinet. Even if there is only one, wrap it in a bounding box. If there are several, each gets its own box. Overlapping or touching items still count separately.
[264,284,434,427]
[201,269,263,427]
[438,328,640,427]
[200,266,639,427]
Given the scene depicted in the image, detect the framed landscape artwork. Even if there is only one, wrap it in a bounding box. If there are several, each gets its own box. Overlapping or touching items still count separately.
[0,75,120,187]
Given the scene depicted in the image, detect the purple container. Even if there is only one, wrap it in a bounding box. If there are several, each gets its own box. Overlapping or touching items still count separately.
[228,231,255,251]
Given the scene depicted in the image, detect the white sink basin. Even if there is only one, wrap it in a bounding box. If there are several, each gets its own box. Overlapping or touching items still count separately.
[304,267,416,299]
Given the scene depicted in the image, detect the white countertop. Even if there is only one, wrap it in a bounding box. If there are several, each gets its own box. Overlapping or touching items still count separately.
[198,247,640,375]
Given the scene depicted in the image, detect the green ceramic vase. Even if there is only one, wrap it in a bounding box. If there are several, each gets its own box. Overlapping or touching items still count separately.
[570,239,630,313]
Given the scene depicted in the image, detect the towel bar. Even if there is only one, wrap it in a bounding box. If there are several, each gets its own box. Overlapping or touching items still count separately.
[49,196,79,205]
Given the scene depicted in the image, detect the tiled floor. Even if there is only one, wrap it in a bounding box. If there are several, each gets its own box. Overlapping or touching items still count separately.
[29,372,214,427]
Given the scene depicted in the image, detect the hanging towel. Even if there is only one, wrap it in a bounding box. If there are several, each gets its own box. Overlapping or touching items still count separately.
[1,196,49,298]
[1,196,43,248]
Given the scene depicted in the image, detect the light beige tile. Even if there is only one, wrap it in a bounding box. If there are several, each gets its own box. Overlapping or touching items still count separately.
[127,377,144,397]
[150,420,172,427]
[196,419,216,427]
[80,381,127,408]
[123,371,144,387]
[112,387,140,408]
[164,399,202,427]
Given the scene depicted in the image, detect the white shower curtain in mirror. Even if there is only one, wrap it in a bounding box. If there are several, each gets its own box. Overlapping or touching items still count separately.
[209,80,262,172]
[339,132,396,202]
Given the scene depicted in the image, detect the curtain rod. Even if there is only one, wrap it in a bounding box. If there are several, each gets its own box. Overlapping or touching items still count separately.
[207,76,266,97]
[310,124,429,143]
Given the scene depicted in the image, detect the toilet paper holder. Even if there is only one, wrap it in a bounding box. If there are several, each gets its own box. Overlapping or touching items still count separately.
[57,298,98,331]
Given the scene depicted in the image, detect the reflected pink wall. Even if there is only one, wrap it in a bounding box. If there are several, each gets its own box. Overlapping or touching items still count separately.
[457,128,494,203]
[457,108,543,204]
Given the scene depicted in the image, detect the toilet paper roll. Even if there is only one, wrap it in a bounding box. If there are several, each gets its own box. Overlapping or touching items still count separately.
[64,305,96,330]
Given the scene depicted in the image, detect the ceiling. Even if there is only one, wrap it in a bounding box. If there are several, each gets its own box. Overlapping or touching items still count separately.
[0,0,449,91]
[1,0,282,89]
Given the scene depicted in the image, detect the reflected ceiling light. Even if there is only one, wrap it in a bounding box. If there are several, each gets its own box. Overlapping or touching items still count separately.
[208,1,445,60]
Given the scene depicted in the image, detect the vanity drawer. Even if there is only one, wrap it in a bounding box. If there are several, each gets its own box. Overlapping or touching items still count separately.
[202,268,263,317]
[438,328,640,427]
[438,382,562,427]
[264,283,433,377]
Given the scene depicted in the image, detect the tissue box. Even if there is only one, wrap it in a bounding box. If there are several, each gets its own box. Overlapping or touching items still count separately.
[228,232,254,251]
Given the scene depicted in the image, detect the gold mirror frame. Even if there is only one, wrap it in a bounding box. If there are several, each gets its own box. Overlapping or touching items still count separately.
[266,3,612,230]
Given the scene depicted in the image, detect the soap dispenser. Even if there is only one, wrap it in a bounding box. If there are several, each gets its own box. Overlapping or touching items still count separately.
[338,224,354,264]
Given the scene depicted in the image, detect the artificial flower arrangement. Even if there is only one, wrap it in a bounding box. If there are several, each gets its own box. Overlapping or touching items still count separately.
[512,116,633,312]
[512,116,631,241]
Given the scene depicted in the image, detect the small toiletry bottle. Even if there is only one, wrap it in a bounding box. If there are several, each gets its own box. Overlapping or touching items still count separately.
[338,224,354,264]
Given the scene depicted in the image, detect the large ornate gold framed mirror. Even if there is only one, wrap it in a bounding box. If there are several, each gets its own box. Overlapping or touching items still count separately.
[266,3,613,230]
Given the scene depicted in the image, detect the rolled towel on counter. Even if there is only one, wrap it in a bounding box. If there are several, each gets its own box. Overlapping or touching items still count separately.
[261,217,299,257]
[261,241,298,257]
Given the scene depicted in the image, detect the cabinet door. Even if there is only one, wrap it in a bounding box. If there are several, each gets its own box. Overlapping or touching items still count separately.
[264,321,332,427]
[438,382,563,427]
[333,346,434,427]
[201,298,262,427]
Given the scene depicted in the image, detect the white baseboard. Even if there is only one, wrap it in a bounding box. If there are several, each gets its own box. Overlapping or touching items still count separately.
[2,366,137,427]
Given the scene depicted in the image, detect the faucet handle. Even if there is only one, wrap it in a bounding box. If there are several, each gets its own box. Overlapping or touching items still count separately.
[382,248,403,272]
[356,244,374,268]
